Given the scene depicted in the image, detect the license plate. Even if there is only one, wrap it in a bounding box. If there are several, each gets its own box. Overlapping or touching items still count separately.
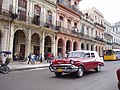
[57,68,62,72]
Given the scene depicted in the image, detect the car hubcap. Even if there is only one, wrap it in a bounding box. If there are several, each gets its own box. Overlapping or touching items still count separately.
[98,65,101,71]
[79,68,83,76]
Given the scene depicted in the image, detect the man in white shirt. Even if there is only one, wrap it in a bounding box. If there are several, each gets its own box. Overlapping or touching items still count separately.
[1,53,7,64]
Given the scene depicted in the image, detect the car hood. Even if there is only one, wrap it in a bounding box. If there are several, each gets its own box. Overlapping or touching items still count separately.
[52,58,82,64]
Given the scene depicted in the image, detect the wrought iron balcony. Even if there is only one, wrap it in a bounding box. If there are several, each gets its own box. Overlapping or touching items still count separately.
[14,14,56,30]
[95,36,105,43]
[106,42,112,45]
[56,26,73,34]
[104,32,113,38]
[112,42,120,45]
[57,0,82,15]
[94,22,106,29]
[0,7,11,17]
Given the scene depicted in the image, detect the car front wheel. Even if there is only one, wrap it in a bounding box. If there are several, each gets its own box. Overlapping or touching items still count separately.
[75,66,84,78]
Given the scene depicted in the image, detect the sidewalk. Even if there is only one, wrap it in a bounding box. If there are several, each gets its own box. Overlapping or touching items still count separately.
[9,60,50,71]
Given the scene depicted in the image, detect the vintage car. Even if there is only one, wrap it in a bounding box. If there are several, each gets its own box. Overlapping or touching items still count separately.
[49,50,104,78]
[117,68,120,89]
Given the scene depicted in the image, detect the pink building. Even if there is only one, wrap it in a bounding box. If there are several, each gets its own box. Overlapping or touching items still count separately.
[56,0,82,57]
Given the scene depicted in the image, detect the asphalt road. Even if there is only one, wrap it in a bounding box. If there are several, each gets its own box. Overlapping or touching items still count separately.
[0,61,120,90]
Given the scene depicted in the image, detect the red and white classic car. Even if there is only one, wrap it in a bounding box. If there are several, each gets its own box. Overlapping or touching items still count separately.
[49,50,104,78]
[117,68,120,89]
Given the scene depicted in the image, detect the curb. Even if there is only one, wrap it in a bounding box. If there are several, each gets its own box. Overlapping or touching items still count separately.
[10,66,49,72]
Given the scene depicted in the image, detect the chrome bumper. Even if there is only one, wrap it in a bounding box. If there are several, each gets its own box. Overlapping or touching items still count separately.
[49,64,78,73]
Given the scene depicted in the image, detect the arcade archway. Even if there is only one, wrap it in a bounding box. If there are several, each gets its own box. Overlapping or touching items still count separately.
[66,40,71,53]
[73,41,78,51]
[44,36,52,59]
[81,43,85,50]
[0,30,1,51]
[58,38,63,54]
[13,30,26,60]
[31,33,40,56]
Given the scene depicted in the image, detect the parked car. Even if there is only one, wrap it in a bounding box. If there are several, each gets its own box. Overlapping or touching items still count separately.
[117,68,120,89]
[49,50,104,78]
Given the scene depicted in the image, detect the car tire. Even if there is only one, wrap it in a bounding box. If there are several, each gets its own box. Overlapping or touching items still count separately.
[55,72,62,77]
[75,66,84,78]
[118,82,120,90]
[95,65,101,72]
[1,66,10,74]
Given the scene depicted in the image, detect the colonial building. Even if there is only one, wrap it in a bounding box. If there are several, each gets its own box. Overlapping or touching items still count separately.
[112,21,120,35]
[103,20,113,50]
[56,0,82,57]
[0,0,57,60]
[81,7,106,55]
[111,32,120,49]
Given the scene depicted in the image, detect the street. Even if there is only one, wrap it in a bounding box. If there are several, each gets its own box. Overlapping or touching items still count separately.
[0,61,120,90]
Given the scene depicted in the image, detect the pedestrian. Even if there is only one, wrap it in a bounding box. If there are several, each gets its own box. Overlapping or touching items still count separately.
[51,53,54,60]
[13,52,17,61]
[39,53,42,63]
[47,52,51,63]
[58,52,62,59]
[1,53,7,65]
[31,53,35,64]
[28,53,32,64]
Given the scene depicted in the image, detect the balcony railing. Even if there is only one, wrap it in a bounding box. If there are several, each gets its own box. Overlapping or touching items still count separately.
[57,0,82,15]
[95,36,105,43]
[104,32,113,37]
[106,42,112,45]
[56,26,73,34]
[0,7,12,17]
[14,14,56,30]
[94,22,106,29]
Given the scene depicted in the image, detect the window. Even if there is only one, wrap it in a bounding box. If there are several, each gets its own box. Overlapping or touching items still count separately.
[34,5,41,15]
[67,19,71,29]
[68,52,84,58]
[87,27,89,35]
[47,10,52,24]
[59,16,63,21]
[85,53,90,58]
[81,25,84,33]
[18,0,27,9]
[91,53,95,57]
[74,22,77,28]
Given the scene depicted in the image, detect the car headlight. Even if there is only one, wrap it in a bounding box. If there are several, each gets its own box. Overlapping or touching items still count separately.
[70,60,74,64]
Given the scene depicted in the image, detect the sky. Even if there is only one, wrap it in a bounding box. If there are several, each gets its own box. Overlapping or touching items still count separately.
[79,0,120,24]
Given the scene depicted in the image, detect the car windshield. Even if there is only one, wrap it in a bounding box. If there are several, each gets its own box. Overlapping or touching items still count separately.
[67,52,84,58]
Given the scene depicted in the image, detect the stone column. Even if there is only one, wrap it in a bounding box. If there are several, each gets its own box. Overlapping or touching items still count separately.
[52,34,56,56]
[41,32,45,59]
[63,40,66,58]
[55,36,58,57]
[9,24,14,58]
[70,41,73,51]
[25,30,31,58]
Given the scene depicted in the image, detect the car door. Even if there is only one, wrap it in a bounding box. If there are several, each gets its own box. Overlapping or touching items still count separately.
[91,53,98,68]
[83,53,93,70]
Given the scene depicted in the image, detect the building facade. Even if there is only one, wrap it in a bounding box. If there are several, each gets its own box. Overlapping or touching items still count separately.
[103,20,113,50]
[55,0,82,57]
[0,0,57,60]
[111,32,120,49]
[81,7,106,55]
[1,0,118,61]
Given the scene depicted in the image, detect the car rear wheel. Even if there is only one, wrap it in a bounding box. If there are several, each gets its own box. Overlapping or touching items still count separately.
[95,65,101,72]
[75,66,84,78]
[118,82,120,90]
[55,72,62,77]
